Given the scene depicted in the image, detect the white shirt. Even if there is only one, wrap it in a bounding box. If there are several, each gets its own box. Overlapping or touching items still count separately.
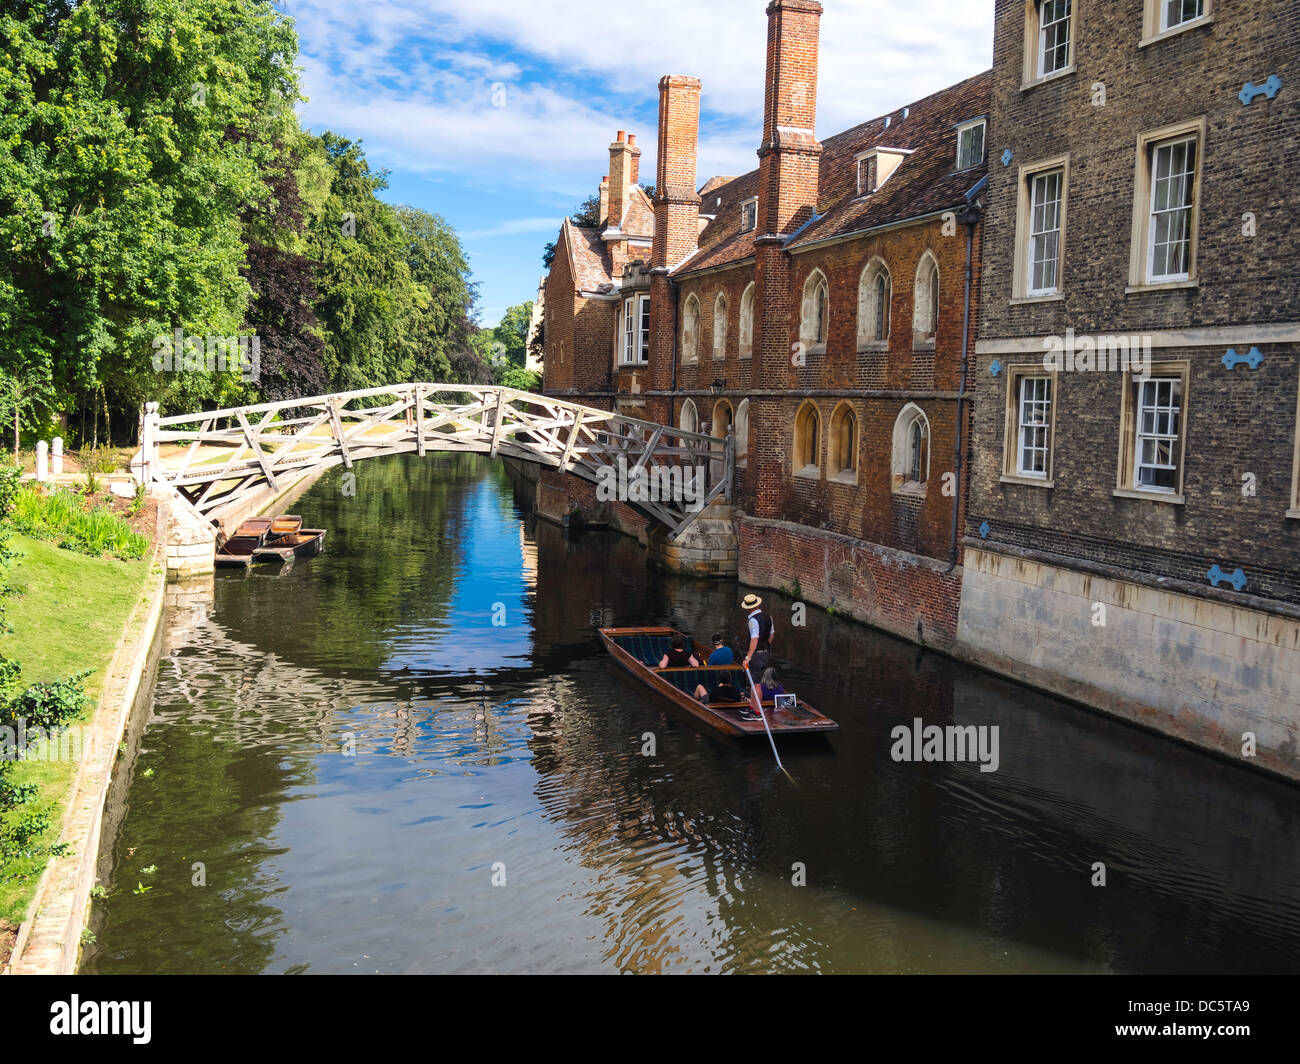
[748,609,762,641]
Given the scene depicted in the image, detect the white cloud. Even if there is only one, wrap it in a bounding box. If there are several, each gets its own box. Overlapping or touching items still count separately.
[460,216,564,240]
[288,0,993,196]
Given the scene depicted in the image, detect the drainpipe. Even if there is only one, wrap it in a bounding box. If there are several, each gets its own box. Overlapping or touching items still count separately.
[669,278,680,398]
[947,203,981,572]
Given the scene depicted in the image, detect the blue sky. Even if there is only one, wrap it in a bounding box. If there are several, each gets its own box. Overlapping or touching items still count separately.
[284,0,993,327]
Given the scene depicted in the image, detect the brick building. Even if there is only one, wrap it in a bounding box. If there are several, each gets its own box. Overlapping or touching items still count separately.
[958,0,1300,776]
[542,0,992,650]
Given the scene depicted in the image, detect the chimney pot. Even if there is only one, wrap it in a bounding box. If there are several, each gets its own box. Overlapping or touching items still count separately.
[617,130,626,142]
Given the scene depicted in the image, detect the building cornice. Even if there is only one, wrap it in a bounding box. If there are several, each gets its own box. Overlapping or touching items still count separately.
[976,322,1300,355]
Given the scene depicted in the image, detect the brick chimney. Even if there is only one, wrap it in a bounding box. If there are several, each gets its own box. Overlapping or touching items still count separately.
[647,74,702,413]
[757,0,823,236]
[607,131,640,233]
[652,76,701,269]
[599,175,609,226]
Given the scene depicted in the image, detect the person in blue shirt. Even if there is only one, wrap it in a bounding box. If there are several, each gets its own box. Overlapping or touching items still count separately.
[707,633,734,666]
[759,667,786,702]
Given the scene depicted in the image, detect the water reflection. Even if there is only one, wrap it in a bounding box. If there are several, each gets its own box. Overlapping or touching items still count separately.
[84,454,1300,974]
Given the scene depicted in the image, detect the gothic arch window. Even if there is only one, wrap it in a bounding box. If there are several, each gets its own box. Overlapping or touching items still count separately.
[829,402,859,480]
[682,294,700,363]
[858,258,892,348]
[891,402,931,494]
[913,252,940,348]
[793,400,821,476]
[712,398,734,441]
[800,269,830,350]
[713,292,728,360]
[739,282,756,360]
[680,398,699,435]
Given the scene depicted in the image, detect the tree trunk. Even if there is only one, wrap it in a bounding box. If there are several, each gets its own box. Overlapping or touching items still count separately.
[92,393,98,450]
[101,386,111,449]
[12,404,18,464]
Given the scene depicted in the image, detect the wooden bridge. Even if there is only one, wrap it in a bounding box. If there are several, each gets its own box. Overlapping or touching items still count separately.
[138,384,732,541]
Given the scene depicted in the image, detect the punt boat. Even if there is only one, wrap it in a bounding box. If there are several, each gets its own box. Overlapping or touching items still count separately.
[598,625,838,738]
[251,529,327,564]
[215,533,261,568]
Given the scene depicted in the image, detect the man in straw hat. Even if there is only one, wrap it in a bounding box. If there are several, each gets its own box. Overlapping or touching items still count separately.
[740,593,775,676]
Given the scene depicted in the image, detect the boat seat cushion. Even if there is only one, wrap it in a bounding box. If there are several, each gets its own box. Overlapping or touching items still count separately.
[616,633,680,666]
[659,668,751,701]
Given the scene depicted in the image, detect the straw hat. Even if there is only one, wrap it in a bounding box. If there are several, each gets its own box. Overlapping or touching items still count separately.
[741,593,763,610]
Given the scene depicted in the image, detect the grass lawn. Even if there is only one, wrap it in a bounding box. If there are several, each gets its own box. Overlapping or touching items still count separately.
[0,535,150,926]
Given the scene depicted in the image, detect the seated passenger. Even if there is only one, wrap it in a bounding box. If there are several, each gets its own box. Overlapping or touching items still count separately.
[707,633,734,666]
[694,677,745,704]
[658,634,701,669]
[759,667,786,701]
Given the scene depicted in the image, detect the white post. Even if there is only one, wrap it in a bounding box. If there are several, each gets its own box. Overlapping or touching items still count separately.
[36,440,48,482]
[51,436,63,475]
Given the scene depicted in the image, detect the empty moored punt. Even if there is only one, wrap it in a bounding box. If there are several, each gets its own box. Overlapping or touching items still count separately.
[269,514,302,537]
[599,626,838,738]
[252,529,327,564]
[232,517,274,545]
[215,534,261,568]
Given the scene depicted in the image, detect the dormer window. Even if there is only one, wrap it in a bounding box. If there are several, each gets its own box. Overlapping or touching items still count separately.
[857,155,878,195]
[740,198,757,233]
[855,148,912,196]
[956,119,986,171]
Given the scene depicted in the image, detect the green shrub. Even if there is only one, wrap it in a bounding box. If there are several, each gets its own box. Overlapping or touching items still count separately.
[11,486,148,561]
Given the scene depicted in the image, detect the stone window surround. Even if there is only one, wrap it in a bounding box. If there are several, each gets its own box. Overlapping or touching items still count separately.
[1021,0,1076,91]
[891,402,931,496]
[1140,0,1213,48]
[1000,364,1058,488]
[1011,153,1070,302]
[800,269,831,355]
[857,256,893,350]
[793,400,822,479]
[1126,117,1206,293]
[1114,359,1190,505]
[829,400,860,485]
[739,282,756,361]
[912,252,940,352]
[682,293,700,363]
[712,291,729,360]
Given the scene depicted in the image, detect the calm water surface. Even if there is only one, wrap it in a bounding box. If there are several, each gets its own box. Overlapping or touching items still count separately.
[84,454,1300,973]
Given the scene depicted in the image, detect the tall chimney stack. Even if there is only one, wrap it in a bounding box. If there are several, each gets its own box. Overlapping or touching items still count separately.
[757,0,823,236]
[599,175,610,226]
[607,130,640,233]
[651,76,702,269]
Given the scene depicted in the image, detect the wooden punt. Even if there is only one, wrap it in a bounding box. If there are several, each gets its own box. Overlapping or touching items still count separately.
[233,517,274,544]
[599,626,838,738]
[215,533,261,568]
[252,529,326,564]
[270,514,302,537]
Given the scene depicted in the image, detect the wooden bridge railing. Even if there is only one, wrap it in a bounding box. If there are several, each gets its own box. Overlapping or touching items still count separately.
[138,384,732,541]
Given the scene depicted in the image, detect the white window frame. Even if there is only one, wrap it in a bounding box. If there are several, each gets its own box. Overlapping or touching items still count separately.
[1023,0,1075,86]
[620,294,650,365]
[1038,0,1072,78]
[1027,167,1065,297]
[1142,0,1211,44]
[1133,377,1182,493]
[1127,119,1205,291]
[1001,366,1056,487]
[1016,375,1053,479]
[1147,136,1197,284]
[956,119,986,171]
[1115,361,1189,503]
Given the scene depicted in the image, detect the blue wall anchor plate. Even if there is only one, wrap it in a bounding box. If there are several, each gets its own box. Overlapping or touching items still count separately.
[979,521,991,539]
[1207,565,1248,592]
[1222,347,1264,370]
[1240,74,1282,106]
[1001,148,1013,167]
[990,359,1002,377]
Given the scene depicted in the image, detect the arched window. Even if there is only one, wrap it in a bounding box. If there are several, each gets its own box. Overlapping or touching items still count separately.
[891,403,930,493]
[800,270,830,349]
[793,401,821,475]
[682,294,700,363]
[735,399,750,466]
[680,399,699,435]
[713,292,728,360]
[830,403,858,479]
[913,253,940,346]
[739,283,755,359]
[857,258,892,348]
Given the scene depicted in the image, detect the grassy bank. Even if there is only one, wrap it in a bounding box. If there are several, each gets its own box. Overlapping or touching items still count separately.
[0,536,150,929]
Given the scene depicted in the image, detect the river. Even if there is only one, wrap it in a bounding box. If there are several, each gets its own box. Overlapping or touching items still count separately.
[83,453,1300,973]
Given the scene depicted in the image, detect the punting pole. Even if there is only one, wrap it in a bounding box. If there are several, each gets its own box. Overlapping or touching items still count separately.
[744,663,790,778]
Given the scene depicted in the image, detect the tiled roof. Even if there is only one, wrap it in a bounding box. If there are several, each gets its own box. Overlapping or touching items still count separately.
[564,219,615,291]
[620,185,656,239]
[674,69,991,276]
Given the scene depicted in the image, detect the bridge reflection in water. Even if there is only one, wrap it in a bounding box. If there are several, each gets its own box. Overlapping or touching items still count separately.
[84,453,1300,974]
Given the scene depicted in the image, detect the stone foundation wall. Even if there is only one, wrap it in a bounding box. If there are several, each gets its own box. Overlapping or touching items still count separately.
[956,546,1300,781]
